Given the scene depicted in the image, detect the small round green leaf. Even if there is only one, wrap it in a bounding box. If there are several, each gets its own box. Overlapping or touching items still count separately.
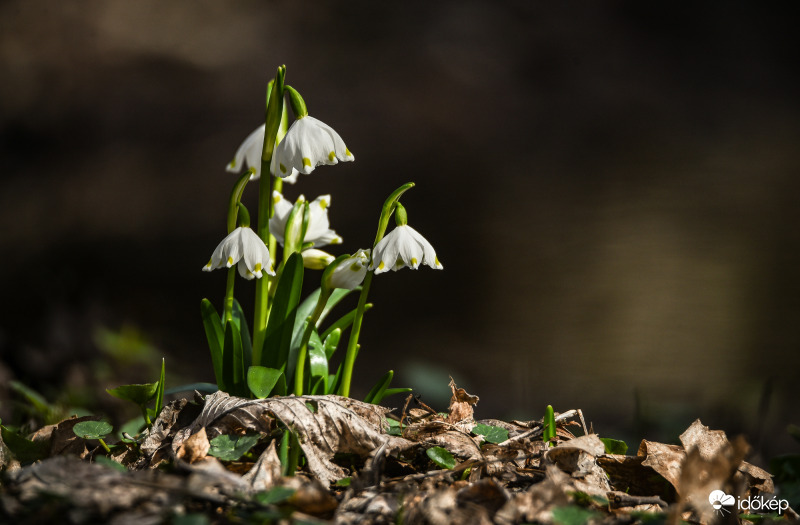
[472,423,509,444]
[426,446,456,469]
[207,433,261,461]
[599,437,628,455]
[73,420,113,440]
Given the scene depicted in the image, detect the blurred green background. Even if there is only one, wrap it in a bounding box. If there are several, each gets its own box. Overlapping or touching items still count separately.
[1,1,798,463]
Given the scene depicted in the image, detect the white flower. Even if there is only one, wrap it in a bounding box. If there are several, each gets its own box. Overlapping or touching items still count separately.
[202,227,275,280]
[269,191,342,248]
[328,249,370,290]
[226,125,299,184]
[271,116,353,178]
[370,225,443,275]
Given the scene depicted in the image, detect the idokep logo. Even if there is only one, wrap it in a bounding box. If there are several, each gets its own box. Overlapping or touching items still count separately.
[708,490,790,516]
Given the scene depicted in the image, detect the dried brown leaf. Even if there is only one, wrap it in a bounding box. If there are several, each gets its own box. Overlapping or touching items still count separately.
[241,440,282,493]
[638,439,685,489]
[446,378,479,426]
[176,427,209,463]
[172,392,406,485]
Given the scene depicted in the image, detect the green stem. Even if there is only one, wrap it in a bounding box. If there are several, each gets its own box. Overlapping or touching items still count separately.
[339,271,372,397]
[253,67,286,366]
[294,288,331,395]
[286,431,300,476]
[98,438,111,454]
[223,266,236,323]
[339,183,415,397]
[141,404,152,428]
[253,160,273,364]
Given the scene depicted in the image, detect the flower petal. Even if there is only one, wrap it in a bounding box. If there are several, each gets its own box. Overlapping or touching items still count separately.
[226,125,265,180]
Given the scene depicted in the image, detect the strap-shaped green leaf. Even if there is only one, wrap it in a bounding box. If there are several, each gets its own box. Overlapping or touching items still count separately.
[154,358,165,418]
[364,370,393,404]
[200,299,225,391]
[232,299,252,371]
[262,252,304,372]
[223,320,245,397]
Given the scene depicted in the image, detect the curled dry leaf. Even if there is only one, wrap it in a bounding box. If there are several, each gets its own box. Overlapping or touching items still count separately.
[446,377,479,426]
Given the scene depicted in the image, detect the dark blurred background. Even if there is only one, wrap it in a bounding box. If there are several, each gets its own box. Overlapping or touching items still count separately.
[1,1,799,463]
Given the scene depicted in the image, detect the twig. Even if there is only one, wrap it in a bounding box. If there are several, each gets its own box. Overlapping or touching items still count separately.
[497,409,581,447]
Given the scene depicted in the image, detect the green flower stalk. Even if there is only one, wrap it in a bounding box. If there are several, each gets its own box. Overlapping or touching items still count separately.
[202,169,275,322]
[339,183,417,397]
[253,66,286,365]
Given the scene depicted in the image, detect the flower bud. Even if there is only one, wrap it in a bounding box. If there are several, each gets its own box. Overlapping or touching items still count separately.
[301,248,335,270]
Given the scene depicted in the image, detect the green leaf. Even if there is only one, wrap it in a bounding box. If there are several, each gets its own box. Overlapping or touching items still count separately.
[472,423,509,444]
[247,366,283,399]
[262,252,304,373]
[73,420,113,440]
[0,425,49,463]
[94,455,127,472]
[552,505,602,525]
[319,304,373,343]
[385,418,403,436]
[165,382,218,395]
[322,328,342,360]
[599,437,628,455]
[200,299,225,391]
[335,477,352,487]
[307,327,328,392]
[255,486,295,505]
[290,287,354,374]
[426,446,456,469]
[106,382,159,405]
[232,299,253,370]
[223,320,246,397]
[8,381,55,420]
[543,404,556,445]
[207,433,261,461]
[154,358,165,418]
[272,372,287,396]
[380,387,412,402]
[364,370,394,404]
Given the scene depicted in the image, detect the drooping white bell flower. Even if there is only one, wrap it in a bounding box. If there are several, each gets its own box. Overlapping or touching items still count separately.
[271,116,353,179]
[269,191,342,248]
[225,125,299,184]
[370,225,443,275]
[326,249,370,290]
[202,226,275,280]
